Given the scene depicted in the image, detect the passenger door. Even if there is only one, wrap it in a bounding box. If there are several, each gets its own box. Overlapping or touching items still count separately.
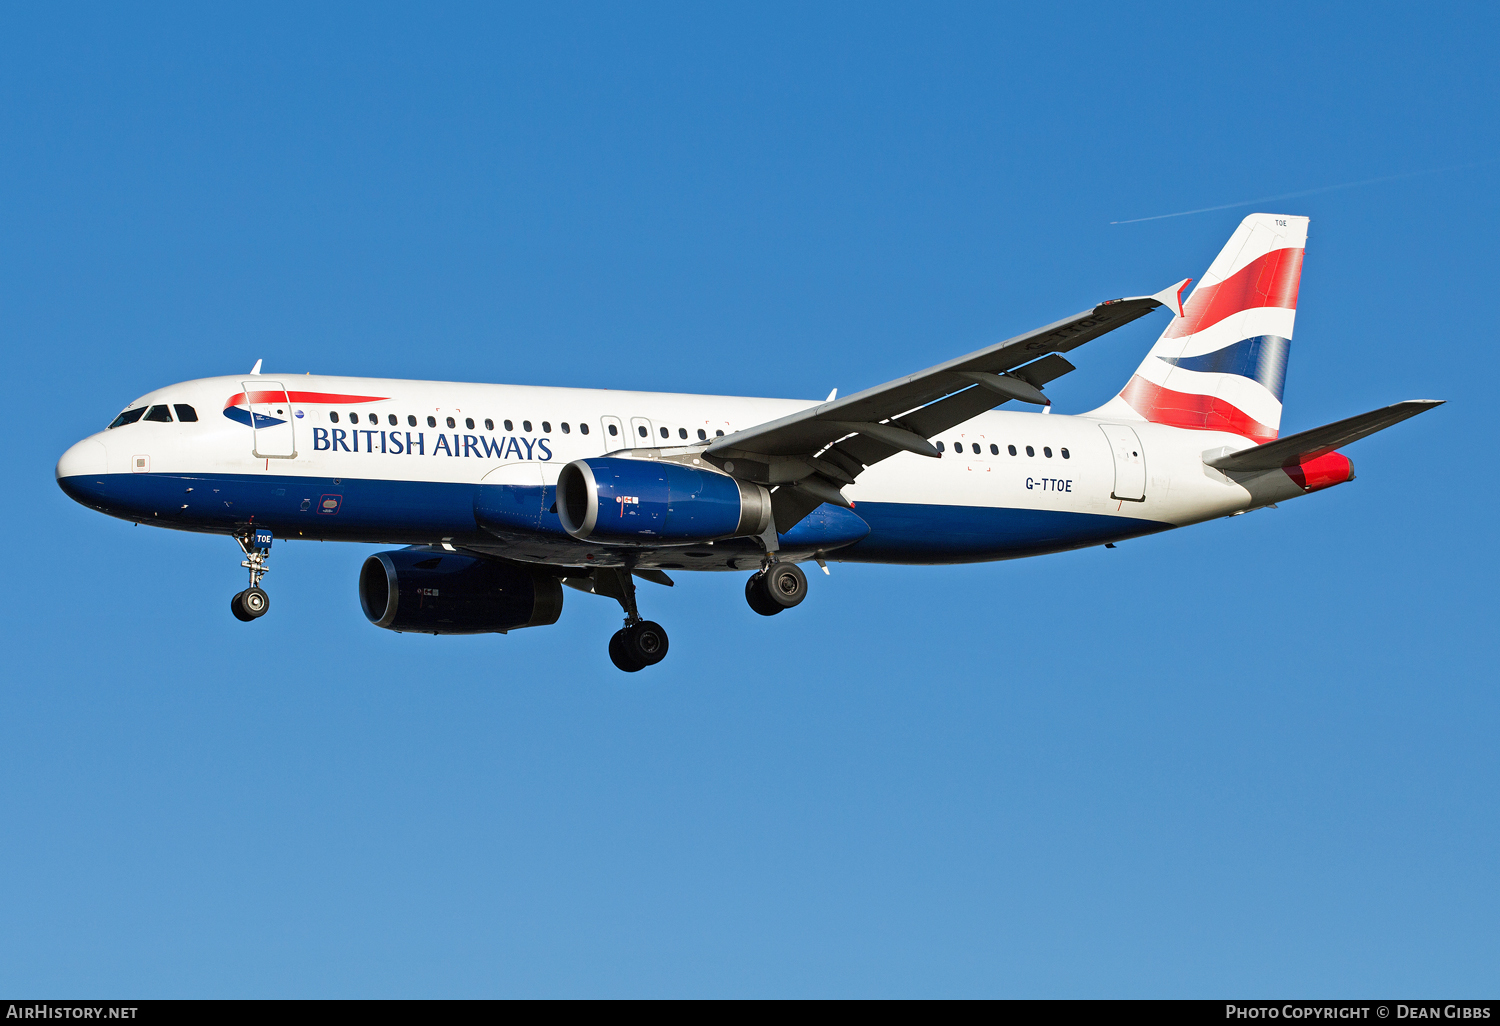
[242,380,297,458]
[1098,424,1145,501]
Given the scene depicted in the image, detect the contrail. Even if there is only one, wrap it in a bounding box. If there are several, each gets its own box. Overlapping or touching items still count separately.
[1109,160,1496,225]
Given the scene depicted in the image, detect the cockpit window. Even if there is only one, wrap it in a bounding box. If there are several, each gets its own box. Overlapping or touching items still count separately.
[143,405,173,422]
[173,404,198,422]
[108,408,146,429]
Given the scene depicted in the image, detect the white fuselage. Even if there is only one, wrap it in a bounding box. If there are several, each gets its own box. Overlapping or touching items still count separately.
[56,373,1315,569]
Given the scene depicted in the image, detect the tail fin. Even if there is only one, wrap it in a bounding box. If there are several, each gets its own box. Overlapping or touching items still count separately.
[1090,212,1309,442]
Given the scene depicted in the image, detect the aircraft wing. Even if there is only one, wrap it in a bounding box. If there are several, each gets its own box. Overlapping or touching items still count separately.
[1205,400,1444,472]
[705,281,1188,528]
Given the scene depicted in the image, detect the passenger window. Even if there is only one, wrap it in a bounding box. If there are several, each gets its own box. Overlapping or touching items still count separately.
[697,428,707,440]
[676,427,685,439]
[408,415,417,427]
[936,441,945,453]
[523,420,533,432]
[638,425,648,438]
[580,423,590,435]
[427,416,436,427]
[1008,445,1016,456]
[484,418,493,431]
[350,412,360,423]
[173,404,198,422]
[715,429,724,436]
[989,444,998,455]
[1061,448,1070,459]
[1026,446,1035,457]
[561,422,571,433]
[108,408,147,428]
[143,405,172,422]
[504,420,513,431]
[447,417,456,428]
[609,424,619,436]
[542,421,551,432]
[1044,447,1052,458]
[659,427,669,438]
[465,417,474,429]
[330,411,340,423]
[388,414,398,426]
[972,444,981,454]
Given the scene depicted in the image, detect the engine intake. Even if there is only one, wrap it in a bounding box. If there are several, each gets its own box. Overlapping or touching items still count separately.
[556,457,771,543]
[359,549,563,635]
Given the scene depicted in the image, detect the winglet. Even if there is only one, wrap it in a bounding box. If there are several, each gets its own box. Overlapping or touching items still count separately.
[1150,278,1192,319]
[249,359,263,375]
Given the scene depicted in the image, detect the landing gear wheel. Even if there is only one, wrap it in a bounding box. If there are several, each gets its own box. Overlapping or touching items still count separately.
[232,587,270,622]
[765,563,807,609]
[609,620,669,672]
[746,563,807,615]
[745,572,782,616]
[609,629,644,672]
[625,620,669,666]
[231,591,256,622]
[242,587,269,617]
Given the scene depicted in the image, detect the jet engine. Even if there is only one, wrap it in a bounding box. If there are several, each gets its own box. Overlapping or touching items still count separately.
[555,457,771,543]
[358,548,563,634]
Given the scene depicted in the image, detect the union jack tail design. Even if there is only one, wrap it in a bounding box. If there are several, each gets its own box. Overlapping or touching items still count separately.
[1092,212,1308,442]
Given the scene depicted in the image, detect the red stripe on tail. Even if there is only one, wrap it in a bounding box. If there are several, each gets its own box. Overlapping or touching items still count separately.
[1118,375,1277,442]
[1163,247,1303,339]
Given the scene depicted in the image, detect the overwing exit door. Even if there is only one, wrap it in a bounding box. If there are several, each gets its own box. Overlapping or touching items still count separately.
[1099,423,1145,501]
[629,416,655,445]
[242,380,297,458]
[600,416,624,450]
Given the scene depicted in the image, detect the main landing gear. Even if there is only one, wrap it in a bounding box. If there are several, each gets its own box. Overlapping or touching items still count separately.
[594,569,670,673]
[745,560,807,616]
[231,528,273,622]
[589,557,810,671]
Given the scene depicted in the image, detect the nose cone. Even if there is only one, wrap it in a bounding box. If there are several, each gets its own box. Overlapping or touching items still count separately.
[57,437,107,480]
[57,438,109,506]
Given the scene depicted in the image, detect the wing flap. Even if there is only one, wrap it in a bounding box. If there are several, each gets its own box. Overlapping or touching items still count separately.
[896,384,1009,441]
[1011,353,1076,388]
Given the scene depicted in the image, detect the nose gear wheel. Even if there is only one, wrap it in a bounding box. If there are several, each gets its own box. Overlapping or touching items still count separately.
[231,587,270,621]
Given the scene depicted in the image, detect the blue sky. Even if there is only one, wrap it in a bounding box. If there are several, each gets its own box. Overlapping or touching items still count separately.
[2,2,1497,998]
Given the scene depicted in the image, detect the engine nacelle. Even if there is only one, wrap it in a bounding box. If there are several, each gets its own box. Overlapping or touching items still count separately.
[359,549,563,635]
[556,457,771,543]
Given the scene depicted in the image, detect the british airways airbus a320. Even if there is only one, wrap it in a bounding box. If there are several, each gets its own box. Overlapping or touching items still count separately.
[57,214,1441,671]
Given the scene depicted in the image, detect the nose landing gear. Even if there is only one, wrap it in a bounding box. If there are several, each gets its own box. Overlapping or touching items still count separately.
[231,528,273,622]
[745,560,807,616]
[592,568,670,672]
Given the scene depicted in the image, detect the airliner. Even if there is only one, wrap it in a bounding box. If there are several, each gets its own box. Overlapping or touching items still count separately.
[56,213,1441,671]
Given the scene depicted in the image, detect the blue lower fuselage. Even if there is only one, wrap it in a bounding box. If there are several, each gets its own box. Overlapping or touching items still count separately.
[58,471,1170,566]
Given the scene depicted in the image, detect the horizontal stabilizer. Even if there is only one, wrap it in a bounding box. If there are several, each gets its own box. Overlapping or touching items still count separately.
[1205,399,1444,472]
